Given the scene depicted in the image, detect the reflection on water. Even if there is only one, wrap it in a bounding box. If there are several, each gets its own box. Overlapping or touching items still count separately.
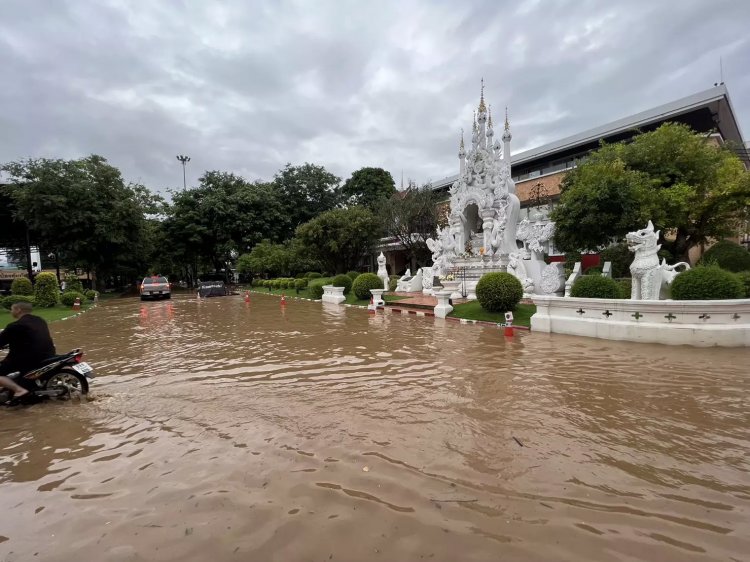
[1,294,749,561]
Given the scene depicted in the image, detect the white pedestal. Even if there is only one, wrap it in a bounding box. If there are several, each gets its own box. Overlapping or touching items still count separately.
[322,285,346,304]
[370,289,385,307]
[433,290,453,319]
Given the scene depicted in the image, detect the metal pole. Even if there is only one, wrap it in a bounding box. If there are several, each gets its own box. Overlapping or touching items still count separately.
[176,155,190,191]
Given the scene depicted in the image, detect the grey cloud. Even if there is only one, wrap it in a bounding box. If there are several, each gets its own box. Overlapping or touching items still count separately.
[1,0,748,195]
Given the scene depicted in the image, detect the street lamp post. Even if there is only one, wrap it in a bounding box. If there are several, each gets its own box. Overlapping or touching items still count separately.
[176,155,191,190]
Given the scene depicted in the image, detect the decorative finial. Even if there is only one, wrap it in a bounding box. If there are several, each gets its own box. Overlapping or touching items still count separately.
[502,106,512,142]
[488,105,493,128]
[478,78,487,114]
[459,128,465,150]
[473,110,477,131]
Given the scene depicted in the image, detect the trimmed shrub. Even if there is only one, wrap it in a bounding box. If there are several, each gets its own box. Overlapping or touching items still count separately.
[671,265,744,300]
[332,274,353,295]
[61,291,85,307]
[571,275,622,299]
[388,275,399,292]
[352,273,383,300]
[615,278,632,299]
[34,272,59,307]
[699,240,750,273]
[272,279,282,289]
[305,272,322,279]
[600,242,632,278]
[11,277,33,296]
[85,289,98,301]
[294,278,308,293]
[308,279,327,300]
[2,295,36,310]
[295,273,305,279]
[63,274,85,294]
[736,271,750,298]
[585,267,602,276]
[347,271,360,281]
[279,279,289,289]
[475,272,523,312]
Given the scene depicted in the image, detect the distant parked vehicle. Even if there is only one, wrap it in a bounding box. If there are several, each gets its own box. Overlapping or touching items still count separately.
[197,280,228,298]
[140,275,171,300]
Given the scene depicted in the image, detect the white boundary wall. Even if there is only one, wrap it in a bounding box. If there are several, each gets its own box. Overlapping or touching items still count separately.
[531,296,750,347]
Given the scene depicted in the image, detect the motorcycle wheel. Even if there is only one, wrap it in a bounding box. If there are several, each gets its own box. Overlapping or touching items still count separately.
[44,368,89,397]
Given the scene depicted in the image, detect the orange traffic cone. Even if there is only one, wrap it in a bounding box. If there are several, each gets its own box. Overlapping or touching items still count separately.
[72,297,81,311]
[504,325,514,337]
[280,294,286,306]
[244,291,250,303]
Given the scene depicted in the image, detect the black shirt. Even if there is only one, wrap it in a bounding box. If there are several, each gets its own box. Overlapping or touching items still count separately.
[0,314,56,373]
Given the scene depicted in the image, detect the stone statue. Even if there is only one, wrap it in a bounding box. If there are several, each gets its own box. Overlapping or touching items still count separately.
[626,221,690,300]
[376,251,388,291]
[508,251,534,294]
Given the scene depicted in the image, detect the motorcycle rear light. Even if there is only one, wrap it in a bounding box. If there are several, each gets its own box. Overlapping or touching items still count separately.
[74,352,83,363]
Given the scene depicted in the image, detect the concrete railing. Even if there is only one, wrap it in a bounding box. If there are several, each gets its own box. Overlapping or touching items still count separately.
[531,296,750,347]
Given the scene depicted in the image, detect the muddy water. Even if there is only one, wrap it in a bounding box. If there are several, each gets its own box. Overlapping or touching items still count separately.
[1,295,749,561]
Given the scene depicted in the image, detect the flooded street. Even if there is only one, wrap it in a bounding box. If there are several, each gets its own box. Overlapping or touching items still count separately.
[1,294,749,561]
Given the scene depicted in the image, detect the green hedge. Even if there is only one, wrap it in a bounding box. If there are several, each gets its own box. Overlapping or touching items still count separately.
[615,278,632,299]
[699,240,750,273]
[34,272,60,308]
[2,295,36,310]
[294,278,308,293]
[10,277,33,296]
[61,291,85,307]
[736,271,750,298]
[476,272,523,312]
[670,266,744,300]
[305,272,322,279]
[85,289,98,301]
[63,274,85,294]
[388,275,399,292]
[571,275,623,299]
[347,271,360,281]
[308,279,327,300]
[332,274,353,294]
[352,273,383,300]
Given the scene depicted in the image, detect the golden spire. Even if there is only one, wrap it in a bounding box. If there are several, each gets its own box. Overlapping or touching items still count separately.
[478,78,487,113]
[504,106,509,130]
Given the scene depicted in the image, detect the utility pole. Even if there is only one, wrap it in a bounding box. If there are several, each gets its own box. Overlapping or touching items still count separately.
[176,155,191,190]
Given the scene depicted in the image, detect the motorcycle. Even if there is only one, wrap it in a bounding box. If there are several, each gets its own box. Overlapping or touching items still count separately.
[0,348,94,405]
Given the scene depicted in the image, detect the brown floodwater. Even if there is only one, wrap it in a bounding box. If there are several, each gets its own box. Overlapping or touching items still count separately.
[1,294,749,561]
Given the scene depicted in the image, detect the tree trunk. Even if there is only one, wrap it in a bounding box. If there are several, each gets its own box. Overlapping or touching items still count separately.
[24,227,34,283]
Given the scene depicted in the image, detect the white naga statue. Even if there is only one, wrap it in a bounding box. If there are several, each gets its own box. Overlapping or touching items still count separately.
[626,221,690,300]
[376,251,388,290]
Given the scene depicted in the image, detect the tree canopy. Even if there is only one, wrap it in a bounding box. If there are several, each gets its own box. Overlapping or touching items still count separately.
[272,163,341,235]
[379,184,440,266]
[1,155,162,285]
[295,206,381,273]
[550,123,750,261]
[341,167,396,209]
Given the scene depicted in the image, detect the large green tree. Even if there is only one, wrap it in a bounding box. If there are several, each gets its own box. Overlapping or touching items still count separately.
[295,206,380,273]
[2,155,162,287]
[272,163,341,234]
[341,167,396,209]
[551,123,750,261]
[163,172,288,279]
[379,184,440,267]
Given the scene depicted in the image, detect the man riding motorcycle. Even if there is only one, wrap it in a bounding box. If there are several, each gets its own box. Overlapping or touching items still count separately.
[0,301,57,404]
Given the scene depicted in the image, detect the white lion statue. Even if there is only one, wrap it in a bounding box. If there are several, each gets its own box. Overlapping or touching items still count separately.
[626,221,690,300]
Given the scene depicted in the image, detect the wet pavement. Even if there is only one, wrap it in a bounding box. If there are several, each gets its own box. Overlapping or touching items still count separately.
[1,294,749,561]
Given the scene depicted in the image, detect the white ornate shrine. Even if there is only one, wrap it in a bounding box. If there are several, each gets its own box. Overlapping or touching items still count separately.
[426,84,565,298]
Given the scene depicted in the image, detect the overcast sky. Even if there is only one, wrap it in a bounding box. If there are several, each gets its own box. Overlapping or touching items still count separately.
[1,0,749,194]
